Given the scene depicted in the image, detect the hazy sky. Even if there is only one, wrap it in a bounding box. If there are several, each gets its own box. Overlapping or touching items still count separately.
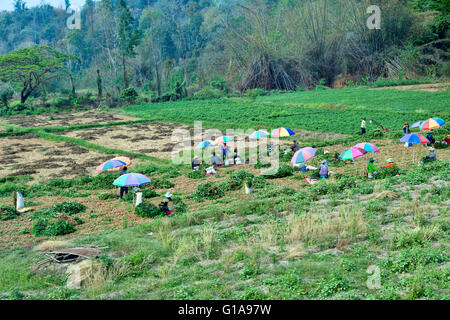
[0,0,88,11]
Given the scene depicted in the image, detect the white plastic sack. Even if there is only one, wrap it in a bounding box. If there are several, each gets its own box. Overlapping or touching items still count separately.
[135,192,143,207]
[16,192,24,210]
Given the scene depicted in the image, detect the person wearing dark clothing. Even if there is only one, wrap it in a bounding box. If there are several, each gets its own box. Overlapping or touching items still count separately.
[119,167,128,199]
[221,143,230,162]
[403,122,410,135]
[426,132,435,146]
[291,139,301,153]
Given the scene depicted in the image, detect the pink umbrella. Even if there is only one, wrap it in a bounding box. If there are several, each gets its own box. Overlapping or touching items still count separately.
[291,147,317,165]
[353,142,379,153]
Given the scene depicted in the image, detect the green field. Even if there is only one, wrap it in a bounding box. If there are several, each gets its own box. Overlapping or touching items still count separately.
[122,88,450,134]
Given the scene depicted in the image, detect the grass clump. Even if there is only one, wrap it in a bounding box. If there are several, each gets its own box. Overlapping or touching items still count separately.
[193,181,225,201]
[32,218,76,237]
[135,202,163,218]
[0,206,18,221]
[51,201,86,216]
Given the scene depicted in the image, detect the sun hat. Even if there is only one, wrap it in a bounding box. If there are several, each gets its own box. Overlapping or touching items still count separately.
[428,147,434,151]
[369,158,375,162]
[165,192,172,198]
[386,158,393,163]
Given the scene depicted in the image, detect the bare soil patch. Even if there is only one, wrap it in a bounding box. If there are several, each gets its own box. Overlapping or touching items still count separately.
[4,111,141,128]
[372,82,450,92]
[0,136,118,181]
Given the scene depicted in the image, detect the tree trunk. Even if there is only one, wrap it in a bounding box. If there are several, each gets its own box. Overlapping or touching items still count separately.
[155,61,161,97]
[69,73,76,97]
[97,69,103,98]
[122,55,128,89]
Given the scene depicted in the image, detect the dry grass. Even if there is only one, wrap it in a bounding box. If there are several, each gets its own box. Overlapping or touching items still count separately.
[287,205,367,243]
[33,240,71,252]
[285,243,307,259]
[367,190,399,200]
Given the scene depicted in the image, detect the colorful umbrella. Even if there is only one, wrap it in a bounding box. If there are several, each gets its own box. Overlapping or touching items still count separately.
[338,148,367,160]
[353,142,379,153]
[400,133,429,144]
[291,147,317,164]
[249,130,269,140]
[214,136,233,144]
[400,133,430,164]
[113,173,151,187]
[270,127,295,137]
[96,159,126,171]
[419,118,446,131]
[104,157,132,171]
[411,121,423,129]
[197,140,214,149]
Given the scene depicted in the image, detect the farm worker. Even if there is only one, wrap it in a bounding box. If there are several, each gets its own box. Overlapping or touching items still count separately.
[221,143,230,162]
[367,158,378,178]
[192,156,201,170]
[403,122,411,135]
[318,160,329,179]
[211,152,221,166]
[423,147,437,162]
[426,132,435,146]
[119,166,128,199]
[444,135,450,145]
[361,117,367,135]
[384,158,395,169]
[290,139,301,152]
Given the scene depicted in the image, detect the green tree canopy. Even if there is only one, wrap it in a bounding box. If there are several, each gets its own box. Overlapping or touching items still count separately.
[0,45,79,103]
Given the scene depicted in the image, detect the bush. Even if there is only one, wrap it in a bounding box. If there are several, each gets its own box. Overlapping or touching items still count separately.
[32,218,76,237]
[194,181,225,200]
[135,202,162,218]
[245,88,267,98]
[250,176,268,190]
[51,201,86,216]
[173,196,187,213]
[264,165,293,179]
[45,219,76,236]
[0,88,14,107]
[99,193,118,200]
[224,170,254,190]
[120,87,139,104]
[187,170,205,179]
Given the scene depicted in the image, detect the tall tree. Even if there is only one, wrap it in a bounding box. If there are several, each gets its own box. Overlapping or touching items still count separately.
[0,46,79,103]
[118,0,142,89]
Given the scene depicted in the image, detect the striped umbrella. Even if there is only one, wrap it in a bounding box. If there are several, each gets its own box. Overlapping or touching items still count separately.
[339,147,368,175]
[400,133,430,164]
[96,159,127,171]
[338,148,367,160]
[400,133,429,144]
[411,121,423,129]
[419,118,446,131]
[291,147,317,164]
[113,173,151,187]
[214,136,233,144]
[353,142,379,153]
[270,127,295,137]
[249,130,269,140]
[197,140,214,149]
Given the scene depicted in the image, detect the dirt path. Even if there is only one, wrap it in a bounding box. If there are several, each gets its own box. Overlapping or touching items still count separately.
[373,82,450,92]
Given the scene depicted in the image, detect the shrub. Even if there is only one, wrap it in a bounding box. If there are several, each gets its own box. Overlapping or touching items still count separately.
[120,87,139,104]
[135,202,162,218]
[224,170,254,190]
[0,88,14,107]
[45,219,76,236]
[194,181,225,200]
[264,165,293,179]
[51,201,86,216]
[251,176,269,189]
[187,170,205,179]
[173,196,187,213]
[32,218,76,236]
[245,88,267,98]
[192,87,224,100]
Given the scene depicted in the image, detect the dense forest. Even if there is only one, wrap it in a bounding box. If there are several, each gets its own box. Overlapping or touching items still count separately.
[0,0,448,109]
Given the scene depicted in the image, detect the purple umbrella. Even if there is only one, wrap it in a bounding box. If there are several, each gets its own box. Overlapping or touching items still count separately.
[113,173,151,187]
[411,121,423,129]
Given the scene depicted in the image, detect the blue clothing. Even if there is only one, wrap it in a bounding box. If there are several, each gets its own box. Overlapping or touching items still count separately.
[319,161,328,176]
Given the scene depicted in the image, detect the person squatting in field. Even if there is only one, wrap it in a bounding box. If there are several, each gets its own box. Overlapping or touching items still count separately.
[367,158,378,178]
